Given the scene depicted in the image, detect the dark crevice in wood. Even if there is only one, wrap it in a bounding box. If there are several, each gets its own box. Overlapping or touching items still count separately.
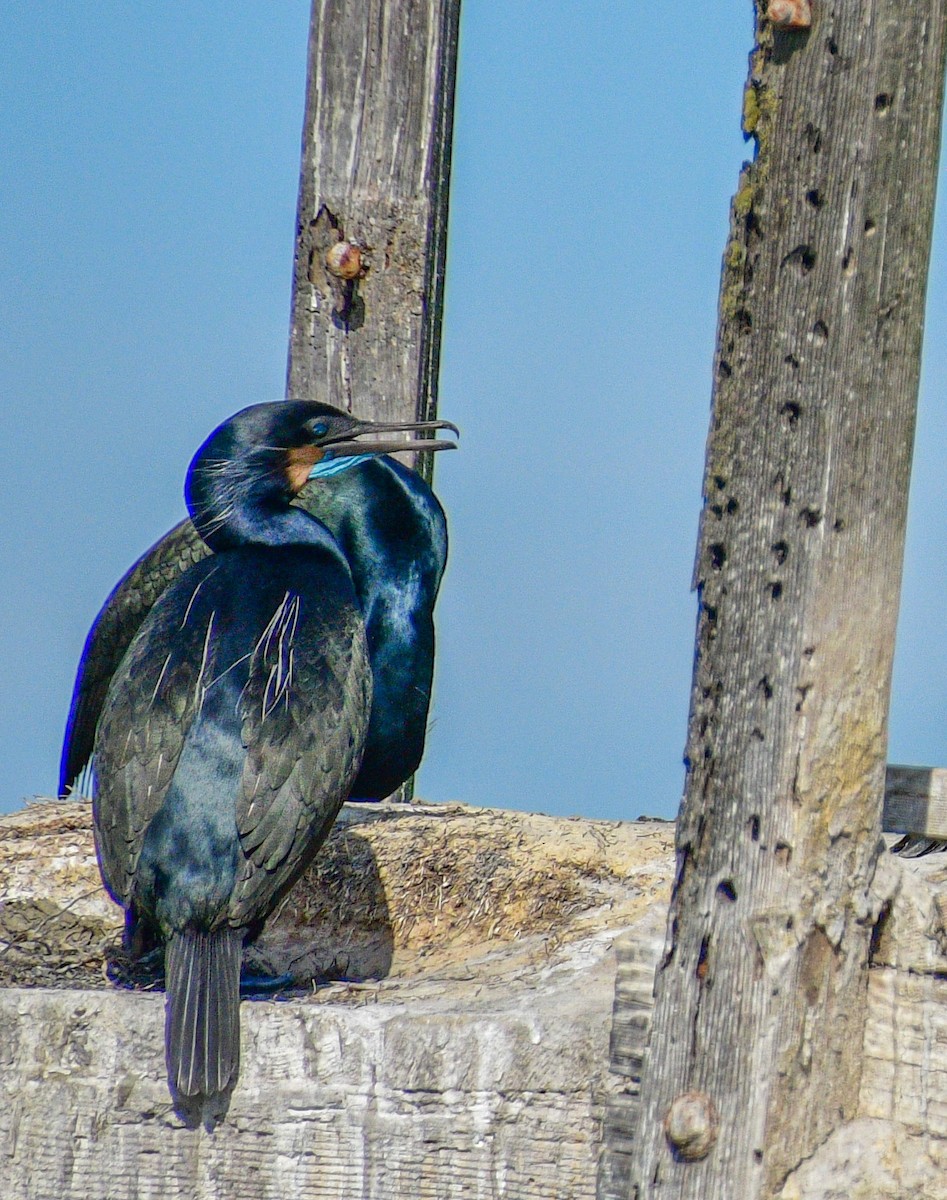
[804,122,823,153]
[780,400,801,426]
[781,244,817,273]
[696,936,711,986]
[709,544,727,571]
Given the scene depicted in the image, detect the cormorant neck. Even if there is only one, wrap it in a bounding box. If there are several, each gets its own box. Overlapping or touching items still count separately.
[186,448,345,560]
[200,501,345,557]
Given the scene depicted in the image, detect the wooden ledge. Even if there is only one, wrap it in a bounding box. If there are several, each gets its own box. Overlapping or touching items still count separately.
[5,789,947,1198]
[0,798,672,1200]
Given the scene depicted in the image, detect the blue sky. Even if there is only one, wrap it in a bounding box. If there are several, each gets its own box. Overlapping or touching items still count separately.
[2,5,946,822]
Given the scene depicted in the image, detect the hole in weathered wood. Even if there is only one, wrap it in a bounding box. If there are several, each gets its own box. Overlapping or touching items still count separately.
[734,308,753,334]
[781,244,816,274]
[780,400,801,426]
[799,506,822,527]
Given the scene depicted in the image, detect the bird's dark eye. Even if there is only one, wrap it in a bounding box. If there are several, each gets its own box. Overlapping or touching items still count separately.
[312,421,329,437]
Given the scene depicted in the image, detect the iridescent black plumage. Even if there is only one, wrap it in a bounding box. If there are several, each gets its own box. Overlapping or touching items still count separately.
[60,416,452,804]
[301,455,449,798]
[83,400,455,1104]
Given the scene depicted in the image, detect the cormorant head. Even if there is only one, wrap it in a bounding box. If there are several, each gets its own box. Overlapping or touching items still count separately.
[186,400,457,545]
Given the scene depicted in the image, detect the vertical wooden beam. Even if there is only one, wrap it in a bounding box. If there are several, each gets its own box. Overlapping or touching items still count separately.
[286,1,461,802]
[612,4,947,1198]
[286,0,461,463]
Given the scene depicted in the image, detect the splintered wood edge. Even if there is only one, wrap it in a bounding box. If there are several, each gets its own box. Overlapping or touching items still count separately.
[883,764,947,838]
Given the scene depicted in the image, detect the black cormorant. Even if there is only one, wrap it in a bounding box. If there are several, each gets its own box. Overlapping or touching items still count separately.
[60,406,456,804]
[86,400,456,1103]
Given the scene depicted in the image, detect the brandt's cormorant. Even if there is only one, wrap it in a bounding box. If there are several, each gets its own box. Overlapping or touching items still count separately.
[60,405,456,804]
[84,401,456,1103]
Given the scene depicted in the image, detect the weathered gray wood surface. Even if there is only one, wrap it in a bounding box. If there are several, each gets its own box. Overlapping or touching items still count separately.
[0,800,671,1200]
[286,0,460,449]
[601,844,947,1200]
[5,805,947,1197]
[884,765,947,839]
[284,0,460,807]
[622,3,947,1198]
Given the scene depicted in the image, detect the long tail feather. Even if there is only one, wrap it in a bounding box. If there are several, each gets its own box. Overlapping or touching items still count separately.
[165,927,242,1098]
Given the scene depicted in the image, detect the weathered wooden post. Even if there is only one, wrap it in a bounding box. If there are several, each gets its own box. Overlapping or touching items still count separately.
[605,3,947,1198]
[286,0,461,801]
[286,0,460,455]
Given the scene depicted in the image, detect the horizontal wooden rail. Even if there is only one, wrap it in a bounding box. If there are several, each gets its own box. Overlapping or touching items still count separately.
[883,765,947,839]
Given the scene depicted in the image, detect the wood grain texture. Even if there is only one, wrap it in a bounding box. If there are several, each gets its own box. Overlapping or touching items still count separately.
[8,805,947,1197]
[883,765,947,838]
[0,982,606,1200]
[286,0,460,458]
[621,3,947,1198]
[601,850,947,1200]
[0,800,673,1200]
[284,0,460,804]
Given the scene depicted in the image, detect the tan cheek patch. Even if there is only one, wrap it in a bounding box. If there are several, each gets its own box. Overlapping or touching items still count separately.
[284,445,324,493]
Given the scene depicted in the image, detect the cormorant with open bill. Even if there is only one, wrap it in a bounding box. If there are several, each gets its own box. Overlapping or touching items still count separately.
[60,404,459,804]
[86,401,457,1105]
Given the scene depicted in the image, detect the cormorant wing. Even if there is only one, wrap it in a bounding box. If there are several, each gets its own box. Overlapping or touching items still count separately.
[60,518,211,796]
[91,560,224,907]
[229,595,372,927]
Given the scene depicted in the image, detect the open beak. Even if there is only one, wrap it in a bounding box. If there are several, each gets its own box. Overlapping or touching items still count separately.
[320,416,459,459]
